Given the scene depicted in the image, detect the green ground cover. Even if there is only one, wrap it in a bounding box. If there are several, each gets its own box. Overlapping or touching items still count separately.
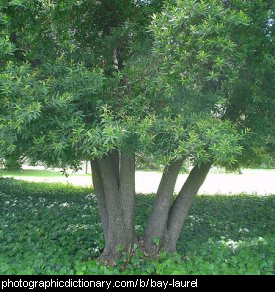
[0,178,274,275]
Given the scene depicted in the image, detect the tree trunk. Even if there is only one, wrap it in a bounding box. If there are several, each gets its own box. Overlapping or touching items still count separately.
[98,155,126,259]
[144,159,183,254]
[109,150,120,186]
[119,152,137,244]
[91,151,136,262]
[91,160,108,242]
[163,162,212,253]
[92,150,210,261]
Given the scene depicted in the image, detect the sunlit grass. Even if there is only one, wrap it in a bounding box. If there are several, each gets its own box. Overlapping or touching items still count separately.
[0,169,90,177]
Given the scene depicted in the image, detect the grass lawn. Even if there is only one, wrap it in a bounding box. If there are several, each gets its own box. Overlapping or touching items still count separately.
[0,178,274,275]
[0,169,89,177]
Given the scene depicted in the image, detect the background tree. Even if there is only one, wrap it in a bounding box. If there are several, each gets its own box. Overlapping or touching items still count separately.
[0,0,273,261]
[3,156,23,171]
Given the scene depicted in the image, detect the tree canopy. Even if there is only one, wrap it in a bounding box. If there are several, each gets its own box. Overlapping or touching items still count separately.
[0,0,273,169]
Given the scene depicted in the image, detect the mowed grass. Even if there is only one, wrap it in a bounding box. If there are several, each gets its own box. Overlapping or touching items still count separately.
[0,169,89,177]
[0,178,274,275]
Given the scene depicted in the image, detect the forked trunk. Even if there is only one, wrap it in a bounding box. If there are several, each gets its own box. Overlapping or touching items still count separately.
[143,162,211,254]
[92,152,211,261]
[144,159,183,254]
[163,162,212,253]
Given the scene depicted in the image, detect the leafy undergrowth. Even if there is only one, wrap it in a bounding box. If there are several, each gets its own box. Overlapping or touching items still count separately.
[0,178,274,275]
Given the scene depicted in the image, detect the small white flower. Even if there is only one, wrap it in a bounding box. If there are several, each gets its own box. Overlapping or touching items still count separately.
[83,204,90,210]
[47,204,55,209]
[257,237,266,242]
[135,225,142,231]
[239,227,249,233]
[225,239,240,250]
[86,193,96,201]
[59,202,70,208]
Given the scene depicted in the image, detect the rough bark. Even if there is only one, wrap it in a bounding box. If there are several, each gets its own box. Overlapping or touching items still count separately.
[91,152,136,262]
[144,159,183,254]
[119,152,136,245]
[109,150,120,187]
[91,160,108,241]
[98,155,126,258]
[163,162,212,253]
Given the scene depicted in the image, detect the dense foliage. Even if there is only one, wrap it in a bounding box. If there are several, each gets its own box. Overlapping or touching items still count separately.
[0,0,273,168]
[0,0,165,168]
[0,178,274,275]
